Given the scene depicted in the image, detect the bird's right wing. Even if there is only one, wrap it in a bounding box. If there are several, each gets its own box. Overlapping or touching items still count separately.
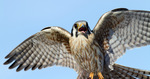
[4,26,79,72]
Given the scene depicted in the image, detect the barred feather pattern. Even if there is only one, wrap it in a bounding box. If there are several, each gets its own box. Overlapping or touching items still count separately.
[69,33,104,74]
[103,64,150,79]
[93,9,150,70]
[77,63,150,79]
[4,8,150,79]
[4,27,79,72]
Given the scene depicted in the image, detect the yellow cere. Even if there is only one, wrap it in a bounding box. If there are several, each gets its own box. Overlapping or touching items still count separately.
[79,23,86,28]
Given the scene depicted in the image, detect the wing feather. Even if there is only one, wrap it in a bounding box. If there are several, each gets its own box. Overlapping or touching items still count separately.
[93,8,150,69]
[4,26,79,72]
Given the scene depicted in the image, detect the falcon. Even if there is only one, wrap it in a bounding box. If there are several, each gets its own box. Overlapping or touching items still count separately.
[4,8,150,79]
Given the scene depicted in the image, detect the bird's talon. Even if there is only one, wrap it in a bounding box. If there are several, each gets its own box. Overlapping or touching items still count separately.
[89,72,94,79]
[98,72,104,79]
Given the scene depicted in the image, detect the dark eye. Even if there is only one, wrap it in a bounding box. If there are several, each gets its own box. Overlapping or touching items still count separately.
[74,24,77,28]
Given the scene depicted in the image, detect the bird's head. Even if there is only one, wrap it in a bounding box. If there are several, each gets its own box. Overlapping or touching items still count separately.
[71,20,92,37]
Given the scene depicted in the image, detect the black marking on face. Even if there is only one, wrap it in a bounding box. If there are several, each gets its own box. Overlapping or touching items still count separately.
[76,31,78,37]
[74,24,77,28]
[71,24,78,37]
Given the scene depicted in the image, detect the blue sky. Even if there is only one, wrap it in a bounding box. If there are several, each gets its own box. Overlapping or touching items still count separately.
[0,0,150,79]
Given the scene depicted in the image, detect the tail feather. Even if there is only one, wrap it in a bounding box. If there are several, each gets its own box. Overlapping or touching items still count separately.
[103,64,150,79]
[113,66,136,79]
[114,64,150,78]
[78,64,150,79]
[103,70,127,79]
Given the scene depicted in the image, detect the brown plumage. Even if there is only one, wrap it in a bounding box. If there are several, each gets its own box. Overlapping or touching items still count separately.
[4,8,150,79]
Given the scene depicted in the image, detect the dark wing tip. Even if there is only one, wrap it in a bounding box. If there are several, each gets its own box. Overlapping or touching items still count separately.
[112,8,128,12]
[5,54,10,59]
[5,56,8,59]
[16,70,21,72]
[41,27,51,31]
[3,62,8,65]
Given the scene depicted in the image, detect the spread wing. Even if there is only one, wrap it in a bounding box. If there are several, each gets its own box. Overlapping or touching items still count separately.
[93,8,150,69]
[4,26,79,72]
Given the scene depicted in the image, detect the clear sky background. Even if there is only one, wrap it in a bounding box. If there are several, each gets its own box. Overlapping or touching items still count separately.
[0,0,150,79]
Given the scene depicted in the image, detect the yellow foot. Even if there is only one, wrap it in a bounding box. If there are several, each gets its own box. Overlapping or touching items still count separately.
[89,72,94,79]
[98,72,104,79]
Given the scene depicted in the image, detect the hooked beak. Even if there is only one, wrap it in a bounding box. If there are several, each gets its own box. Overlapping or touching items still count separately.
[78,24,87,33]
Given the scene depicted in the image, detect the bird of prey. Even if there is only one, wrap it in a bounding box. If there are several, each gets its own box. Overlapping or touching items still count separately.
[4,8,150,79]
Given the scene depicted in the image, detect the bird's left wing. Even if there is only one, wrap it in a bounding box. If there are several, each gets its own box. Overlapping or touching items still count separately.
[93,8,150,69]
[4,26,79,72]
